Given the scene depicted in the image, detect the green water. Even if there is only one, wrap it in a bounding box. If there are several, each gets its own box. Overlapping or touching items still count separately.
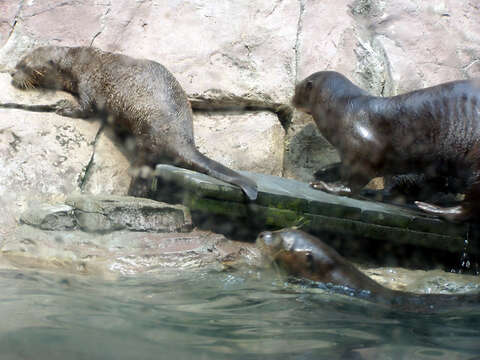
[0,269,479,360]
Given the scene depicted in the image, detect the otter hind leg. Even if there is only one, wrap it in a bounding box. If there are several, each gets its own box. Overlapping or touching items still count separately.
[310,181,352,195]
[310,165,371,197]
[415,179,476,222]
[414,201,467,222]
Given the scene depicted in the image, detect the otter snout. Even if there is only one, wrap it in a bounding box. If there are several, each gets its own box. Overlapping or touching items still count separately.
[10,69,30,89]
[256,231,290,257]
[291,87,312,115]
[256,231,275,247]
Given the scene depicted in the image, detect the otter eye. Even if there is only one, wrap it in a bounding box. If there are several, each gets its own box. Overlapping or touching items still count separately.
[305,80,313,91]
[258,232,274,245]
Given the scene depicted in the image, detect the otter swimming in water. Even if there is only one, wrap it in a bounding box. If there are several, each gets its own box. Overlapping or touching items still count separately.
[257,229,480,312]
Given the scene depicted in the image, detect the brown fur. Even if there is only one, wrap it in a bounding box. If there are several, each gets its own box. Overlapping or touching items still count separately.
[257,229,480,312]
[12,46,258,199]
[293,71,480,221]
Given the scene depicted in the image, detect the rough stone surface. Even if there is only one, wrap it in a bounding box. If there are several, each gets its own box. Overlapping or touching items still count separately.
[1,196,261,276]
[92,0,299,104]
[371,1,480,93]
[20,204,76,231]
[0,1,20,49]
[80,128,132,196]
[0,106,99,235]
[65,195,192,233]
[283,119,340,182]
[1,225,260,276]
[194,111,285,176]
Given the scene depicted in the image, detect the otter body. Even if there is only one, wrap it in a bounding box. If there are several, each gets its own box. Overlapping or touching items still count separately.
[257,229,480,312]
[293,71,480,221]
[11,46,257,200]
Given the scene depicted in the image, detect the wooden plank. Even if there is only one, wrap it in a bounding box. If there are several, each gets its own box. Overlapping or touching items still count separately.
[151,165,472,253]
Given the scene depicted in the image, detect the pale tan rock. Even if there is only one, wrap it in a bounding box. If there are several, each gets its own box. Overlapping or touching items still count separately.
[0,108,99,234]
[369,0,480,92]
[194,111,285,176]
[92,0,299,104]
[0,195,262,276]
[18,0,104,46]
[0,1,19,48]
[2,225,261,276]
[81,128,131,196]
[297,0,359,82]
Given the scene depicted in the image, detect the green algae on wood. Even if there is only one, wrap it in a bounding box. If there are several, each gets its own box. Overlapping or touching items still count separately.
[152,165,472,254]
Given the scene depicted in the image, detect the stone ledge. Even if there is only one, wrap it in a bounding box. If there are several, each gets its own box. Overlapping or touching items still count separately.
[151,165,473,254]
[3,195,261,276]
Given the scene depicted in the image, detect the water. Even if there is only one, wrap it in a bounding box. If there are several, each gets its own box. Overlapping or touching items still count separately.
[0,268,479,360]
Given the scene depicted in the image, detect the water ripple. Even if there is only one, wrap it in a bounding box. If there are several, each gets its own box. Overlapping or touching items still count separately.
[0,269,478,359]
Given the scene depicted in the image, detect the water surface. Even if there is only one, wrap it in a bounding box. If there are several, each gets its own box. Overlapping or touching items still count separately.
[1,269,479,360]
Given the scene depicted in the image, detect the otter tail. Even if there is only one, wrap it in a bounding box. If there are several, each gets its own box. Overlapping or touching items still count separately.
[185,150,258,201]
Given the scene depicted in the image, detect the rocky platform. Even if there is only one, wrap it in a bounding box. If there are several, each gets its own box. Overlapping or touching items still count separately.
[1,195,262,278]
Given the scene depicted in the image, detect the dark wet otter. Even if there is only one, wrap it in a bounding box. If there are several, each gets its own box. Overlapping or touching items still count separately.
[257,229,480,312]
[11,46,258,200]
[293,71,480,221]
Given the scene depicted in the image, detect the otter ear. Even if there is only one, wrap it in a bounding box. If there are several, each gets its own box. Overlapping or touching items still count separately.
[305,80,313,91]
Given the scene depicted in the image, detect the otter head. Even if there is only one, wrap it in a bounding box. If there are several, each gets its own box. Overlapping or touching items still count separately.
[256,229,337,282]
[11,46,71,90]
[292,71,367,115]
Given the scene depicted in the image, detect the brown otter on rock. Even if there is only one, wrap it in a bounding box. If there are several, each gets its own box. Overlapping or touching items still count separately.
[293,71,480,221]
[11,46,258,200]
[257,229,480,312]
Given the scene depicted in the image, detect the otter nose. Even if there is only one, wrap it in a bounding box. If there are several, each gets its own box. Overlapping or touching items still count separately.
[7,68,16,77]
[257,231,273,245]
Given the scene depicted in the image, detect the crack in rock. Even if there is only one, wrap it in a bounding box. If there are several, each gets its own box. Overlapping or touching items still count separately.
[78,124,104,191]
[22,1,80,18]
[294,0,305,84]
[6,0,24,42]
[90,2,111,47]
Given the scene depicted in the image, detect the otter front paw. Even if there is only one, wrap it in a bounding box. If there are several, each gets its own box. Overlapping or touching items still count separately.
[310,181,352,195]
[54,99,88,118]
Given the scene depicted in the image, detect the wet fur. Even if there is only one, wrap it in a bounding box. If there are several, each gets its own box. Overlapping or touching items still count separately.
[293,71,480,221]
[257,229,480,312]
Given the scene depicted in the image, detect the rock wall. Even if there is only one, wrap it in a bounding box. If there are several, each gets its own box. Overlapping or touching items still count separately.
[1,0,479,236]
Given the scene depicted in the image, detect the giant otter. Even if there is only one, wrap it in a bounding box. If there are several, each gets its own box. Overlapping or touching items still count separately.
[257,229,480,312]
[11,46,258,200]
[293,71,480,221]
